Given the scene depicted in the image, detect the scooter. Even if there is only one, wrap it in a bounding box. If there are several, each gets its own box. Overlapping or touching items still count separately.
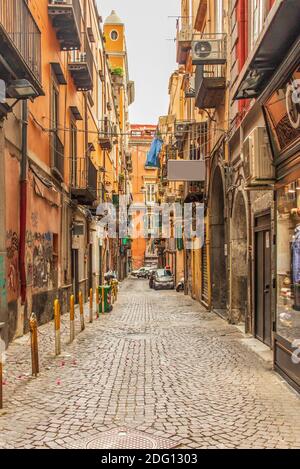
[176,277,185,292]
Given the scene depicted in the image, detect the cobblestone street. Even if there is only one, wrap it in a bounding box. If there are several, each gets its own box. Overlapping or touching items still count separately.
[1,279,300,449]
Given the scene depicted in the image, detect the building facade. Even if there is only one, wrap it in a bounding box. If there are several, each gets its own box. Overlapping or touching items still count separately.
[0,0,133,344]
[233,0,300,392]
[129,125,157,270]
[158,0,300,392]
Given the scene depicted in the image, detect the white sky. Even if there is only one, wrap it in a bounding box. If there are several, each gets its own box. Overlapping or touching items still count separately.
[97,1,180,125]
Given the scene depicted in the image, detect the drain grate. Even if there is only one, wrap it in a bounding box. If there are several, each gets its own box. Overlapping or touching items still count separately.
[64,428,177,449]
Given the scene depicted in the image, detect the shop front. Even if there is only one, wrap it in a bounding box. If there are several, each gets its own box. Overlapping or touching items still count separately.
[264,63,300,392]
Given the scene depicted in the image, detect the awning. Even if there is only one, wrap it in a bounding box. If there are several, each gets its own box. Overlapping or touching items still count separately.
[233,0,300,100]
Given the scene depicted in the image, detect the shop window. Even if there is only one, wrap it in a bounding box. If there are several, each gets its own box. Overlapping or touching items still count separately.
[277,181,300,343]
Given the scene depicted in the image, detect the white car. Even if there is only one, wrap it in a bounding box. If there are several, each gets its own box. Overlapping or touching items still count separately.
[131,267,151,278]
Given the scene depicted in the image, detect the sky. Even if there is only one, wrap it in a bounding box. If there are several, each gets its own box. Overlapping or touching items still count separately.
[97,0,180,125]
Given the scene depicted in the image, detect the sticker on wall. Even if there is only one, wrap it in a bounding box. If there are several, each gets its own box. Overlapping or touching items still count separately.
[266,232,270,249]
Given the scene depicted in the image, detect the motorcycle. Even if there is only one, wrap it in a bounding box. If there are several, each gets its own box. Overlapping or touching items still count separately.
[176,277,185,292]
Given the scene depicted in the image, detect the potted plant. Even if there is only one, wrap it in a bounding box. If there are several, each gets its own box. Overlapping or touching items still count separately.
[111,67,124,85]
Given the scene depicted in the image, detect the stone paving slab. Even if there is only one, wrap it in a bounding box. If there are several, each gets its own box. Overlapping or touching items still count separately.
[0,279,300,449]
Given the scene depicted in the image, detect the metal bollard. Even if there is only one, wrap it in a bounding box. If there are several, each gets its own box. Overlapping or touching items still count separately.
[0,346,3,409]
[54,299,61,356]
[79,291,85,331]
[95,288,99,319]
[70,295,75,343]
[29,313,39,377]
[89,288,93,323]
[111,283,115,305]
[0,357,2,409]
[101,286,105,314]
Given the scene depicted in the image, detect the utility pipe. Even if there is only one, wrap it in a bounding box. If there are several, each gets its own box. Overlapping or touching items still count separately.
[19,100,28,305]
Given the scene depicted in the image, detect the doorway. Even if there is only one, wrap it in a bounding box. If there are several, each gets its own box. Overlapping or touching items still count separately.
[211,166,227,317]
[231,192,248,324]
[254,212,272,347]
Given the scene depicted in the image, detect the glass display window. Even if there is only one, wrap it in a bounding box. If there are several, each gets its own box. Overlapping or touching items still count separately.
[277,180,300,342]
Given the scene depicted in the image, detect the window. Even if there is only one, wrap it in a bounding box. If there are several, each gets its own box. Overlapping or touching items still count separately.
[145,184,156,205]
[51,82,59,132]
[97,77,103,120]
[276,182,300,344]
[249,0,267,49]
[110,30,119,41]
[215,0,223,33]
[70,120,77,187]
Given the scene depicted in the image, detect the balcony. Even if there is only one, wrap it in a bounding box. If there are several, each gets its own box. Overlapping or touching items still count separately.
[195,64,226,109]
[0,0,43,95]
[68,34,93,91]
[52,133,65,181]
[99,119,113,151]
[48,0,81,51]
[71,157,98,206]
[125,152,133,173]
[176,26,193,65]
[161,163,168,186]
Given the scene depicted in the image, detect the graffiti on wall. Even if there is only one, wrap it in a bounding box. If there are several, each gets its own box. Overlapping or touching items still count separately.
[26,231,55,290]
[0,254,7,310]
[6,230,19,294]
[6,228,57,294]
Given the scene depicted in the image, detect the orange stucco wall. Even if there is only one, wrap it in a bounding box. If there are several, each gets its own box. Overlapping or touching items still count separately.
[129,125,157,270]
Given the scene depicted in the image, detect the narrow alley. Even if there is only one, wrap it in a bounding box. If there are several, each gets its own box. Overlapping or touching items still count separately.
[1,279,300,450]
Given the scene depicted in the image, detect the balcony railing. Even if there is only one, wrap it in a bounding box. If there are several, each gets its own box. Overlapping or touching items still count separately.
[189,122,209,160]
[99,119,113,151]
[195,64,226,109]
[69,33,93,91]
[52,133,65,181]
[0,0,42,93]
[48,0,81,51]
[71,157,98,205]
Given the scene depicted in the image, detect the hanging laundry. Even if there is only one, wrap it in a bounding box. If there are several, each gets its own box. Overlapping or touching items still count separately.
[145,137,162,168]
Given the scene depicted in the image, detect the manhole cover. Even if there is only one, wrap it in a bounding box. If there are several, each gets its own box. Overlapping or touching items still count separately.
[65,428,177,449]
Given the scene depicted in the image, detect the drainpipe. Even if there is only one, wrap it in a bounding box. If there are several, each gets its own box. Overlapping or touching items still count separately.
[238,0,247,116]
[19,100,28,305]
[0,118,7,343]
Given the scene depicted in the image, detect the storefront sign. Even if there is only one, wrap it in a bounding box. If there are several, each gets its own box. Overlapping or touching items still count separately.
[264,69,300,155]
[286,80,300,129]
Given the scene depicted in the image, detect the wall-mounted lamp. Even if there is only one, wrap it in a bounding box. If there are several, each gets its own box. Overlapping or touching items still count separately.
[6,79,38,100]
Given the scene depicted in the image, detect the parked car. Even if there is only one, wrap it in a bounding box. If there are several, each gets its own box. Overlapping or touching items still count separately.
[131,267,151,278]
[153,269,174,290]
[137,267,151,278]
[149,269,157,289]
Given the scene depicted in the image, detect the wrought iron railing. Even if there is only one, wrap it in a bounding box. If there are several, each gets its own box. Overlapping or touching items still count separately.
[71,157,97,195]
[70,32,93,76]
[49,0,81,26]
[0,0,41,82]
[98,118,114,143]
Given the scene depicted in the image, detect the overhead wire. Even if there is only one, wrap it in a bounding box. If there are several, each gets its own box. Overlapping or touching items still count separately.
[29,109,241,139]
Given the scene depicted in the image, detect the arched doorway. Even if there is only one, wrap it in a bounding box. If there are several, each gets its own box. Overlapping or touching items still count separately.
[231,191,248,324]
[211,166,227,317]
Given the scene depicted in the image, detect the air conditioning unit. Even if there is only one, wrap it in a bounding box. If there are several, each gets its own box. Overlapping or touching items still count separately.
[242,127,275,185]
[192,39,226,65]
[175,122,189,138]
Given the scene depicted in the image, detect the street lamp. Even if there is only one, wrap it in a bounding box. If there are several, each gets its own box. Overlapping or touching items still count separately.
[0,79,39,119]
[6,79,38,99]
